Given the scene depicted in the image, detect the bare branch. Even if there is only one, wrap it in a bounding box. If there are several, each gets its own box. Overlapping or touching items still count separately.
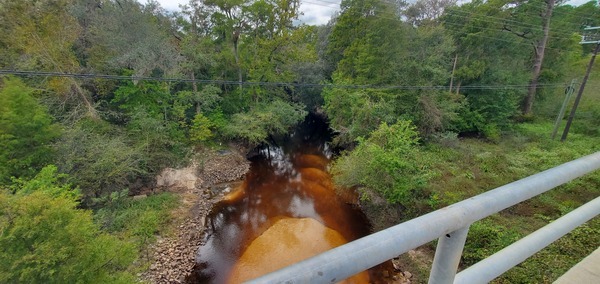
[503,24,533,39]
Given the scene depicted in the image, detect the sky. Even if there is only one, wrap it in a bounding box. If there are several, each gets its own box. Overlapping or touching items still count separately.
[152,0,340,26]
[152,0,596,26]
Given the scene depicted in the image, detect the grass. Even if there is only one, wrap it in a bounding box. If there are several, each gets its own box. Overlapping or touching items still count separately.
[93,192,180,273]
[398,119,600,283]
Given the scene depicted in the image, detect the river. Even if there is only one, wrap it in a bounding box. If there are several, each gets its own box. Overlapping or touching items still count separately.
[186,113,389,283]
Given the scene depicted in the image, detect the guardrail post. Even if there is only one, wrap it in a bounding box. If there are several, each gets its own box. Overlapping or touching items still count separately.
[247,152,600,284]
[428,226,470,284]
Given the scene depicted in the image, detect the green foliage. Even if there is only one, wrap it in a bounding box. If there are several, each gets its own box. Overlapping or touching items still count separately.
[462,220,521,266]
[0,182,135,283]
[113,80,171,118]
[196,85,223,113]
[223,99,307,145]
[206,108,228,135]
[0,77,60,184]
[10,165,79,201]
[54,120,146,205]
[125,107,188,172]
[0,0,80,72]
[172,85,222,128]
[499,219,600,283]
[540,56,600,136]
[190,113,215,143]
[324,3,461,141]
[324,85,397,143]
[414,120,600,283]
[94,191,178,249]
[332,121,431,205]
[83,0,181,77]
[54,110,188,206]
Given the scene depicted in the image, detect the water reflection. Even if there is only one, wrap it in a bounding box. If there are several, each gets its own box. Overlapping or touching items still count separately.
[186,113,374,283]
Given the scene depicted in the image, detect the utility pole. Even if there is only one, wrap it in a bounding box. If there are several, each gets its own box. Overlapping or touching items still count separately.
[561,27,600,141]
[552,79,576,140]
[449,54,458,93]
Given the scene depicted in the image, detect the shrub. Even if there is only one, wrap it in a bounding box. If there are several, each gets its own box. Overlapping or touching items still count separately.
[55,122,146,205]
[0,77,60,184]
[189,113,215,144]
[94,190,178,257]
[0,170,135,283]
[332,120,431,205]
[223,99,307,145]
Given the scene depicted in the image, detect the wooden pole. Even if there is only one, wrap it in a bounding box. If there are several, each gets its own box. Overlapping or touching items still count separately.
[561,42,600,141]
[551,79,576,140]
[449,54,458,93]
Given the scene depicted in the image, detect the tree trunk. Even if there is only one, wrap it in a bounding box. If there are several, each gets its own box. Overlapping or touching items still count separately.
[233,29,242,91]
[523,0,555,116]
[192,71,201,114]
[71,79,99,120]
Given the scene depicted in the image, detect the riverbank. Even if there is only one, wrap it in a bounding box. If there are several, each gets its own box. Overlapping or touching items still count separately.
[355,122,600,283]
[141,145,250,283]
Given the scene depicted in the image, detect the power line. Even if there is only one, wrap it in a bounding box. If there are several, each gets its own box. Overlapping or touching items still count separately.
[304,0,582,53]
[0,69,576,90]
[517,0,599,22]
[445,8,580,38]
[441,19,574,44]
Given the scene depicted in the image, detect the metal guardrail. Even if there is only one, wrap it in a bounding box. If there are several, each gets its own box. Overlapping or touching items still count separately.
[246,151,600,284]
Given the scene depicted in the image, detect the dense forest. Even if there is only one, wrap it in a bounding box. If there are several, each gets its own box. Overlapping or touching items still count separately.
[1,0,599,282]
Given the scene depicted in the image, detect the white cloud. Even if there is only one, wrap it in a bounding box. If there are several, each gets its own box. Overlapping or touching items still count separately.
[153,0,186,11]
[566,0,596,6]
[299,0,340,26]
[151,0,339,25]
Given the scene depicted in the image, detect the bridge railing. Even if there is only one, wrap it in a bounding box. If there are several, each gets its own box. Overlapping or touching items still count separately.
[246,152,600,284]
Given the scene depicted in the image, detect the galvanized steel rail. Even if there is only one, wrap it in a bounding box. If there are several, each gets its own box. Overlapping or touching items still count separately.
[246,151,600,284]
[455,196,600,283]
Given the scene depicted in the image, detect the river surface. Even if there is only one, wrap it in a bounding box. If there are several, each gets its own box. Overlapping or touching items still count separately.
[186,114,386,283]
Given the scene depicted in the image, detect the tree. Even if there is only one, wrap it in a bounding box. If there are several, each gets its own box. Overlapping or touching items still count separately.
[442,1,532,136]
[0,77,60,184]
[223,99,306,145]
[324,0,459,141]
[0,0,97,118]
[404,0,458,26]
[54,120,145,205]
[499,0,559,116]
[331,121,430,206]
[0,168,135,283]
[206,0,249,88]
[85,0,182,77]
[178,1,218,101]
[190,113,216,143]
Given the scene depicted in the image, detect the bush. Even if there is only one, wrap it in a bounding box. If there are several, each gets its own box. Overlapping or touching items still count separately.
[94,190,178,252]
[223,99,307,145]
[0,77,60,184]
[323,85,398,144]
[9,165,79,201]
[331,120,432,205]
[126,107,188,172]
[55,121,146,205]
[0,170,136,283]
[189,113,215,144]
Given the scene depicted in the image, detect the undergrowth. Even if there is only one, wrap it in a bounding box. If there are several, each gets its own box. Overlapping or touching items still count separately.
[94,191,179,270]
[393,120,600,283]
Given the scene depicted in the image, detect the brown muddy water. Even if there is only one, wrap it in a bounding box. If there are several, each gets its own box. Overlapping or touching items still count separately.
[186,114,388,283]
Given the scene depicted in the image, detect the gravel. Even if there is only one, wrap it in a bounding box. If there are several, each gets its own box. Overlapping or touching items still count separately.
[141,146,250,284]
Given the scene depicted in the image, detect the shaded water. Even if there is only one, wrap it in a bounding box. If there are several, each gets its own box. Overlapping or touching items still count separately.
[186,114,385,283]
